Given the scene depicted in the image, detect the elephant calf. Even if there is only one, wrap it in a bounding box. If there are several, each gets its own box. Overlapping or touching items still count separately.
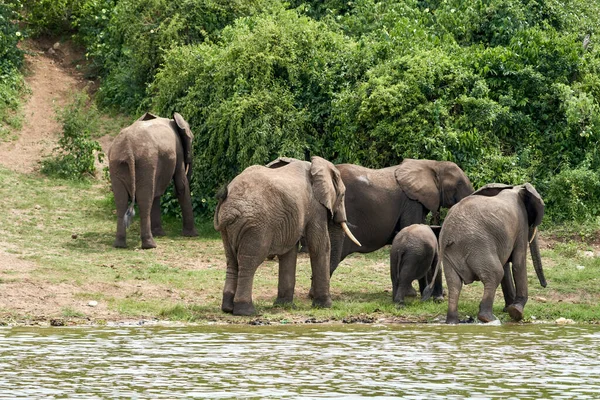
[390,224,441,305]
[108,112,198,249]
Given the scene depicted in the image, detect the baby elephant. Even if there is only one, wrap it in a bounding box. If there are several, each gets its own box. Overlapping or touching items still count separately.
[390,224,441,305]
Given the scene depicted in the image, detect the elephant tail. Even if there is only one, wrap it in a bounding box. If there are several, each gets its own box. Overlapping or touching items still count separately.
[213,184,228,230]
[421,242,442,302]
[122,156,137,230]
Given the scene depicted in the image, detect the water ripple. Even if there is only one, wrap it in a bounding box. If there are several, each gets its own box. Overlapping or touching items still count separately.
[0,325,599,398]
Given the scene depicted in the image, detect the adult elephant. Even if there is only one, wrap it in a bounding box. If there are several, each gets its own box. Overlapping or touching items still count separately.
[328,159,474,299]
[108,112,198,249]
[214,156,361,316]
[423,183,547,324]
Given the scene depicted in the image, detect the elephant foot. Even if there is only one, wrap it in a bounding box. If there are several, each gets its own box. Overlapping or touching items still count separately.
[477,310,496,323]
[113,238,127,248]
[395,301,405,309]
[405,286,418,298]
[141,238,157,249]
[433,295,445,303]
[152,228,166,237]
[307,287,315,300]
[274,297,295,309]
[312,296,332,309]
[222,292,235,313]
[182,228,198,237]
[506,303,524,321]
[233,302,256,316]
[446,313,460,324]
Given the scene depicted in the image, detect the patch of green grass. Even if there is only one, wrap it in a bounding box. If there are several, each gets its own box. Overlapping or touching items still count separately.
[61,307,86,318]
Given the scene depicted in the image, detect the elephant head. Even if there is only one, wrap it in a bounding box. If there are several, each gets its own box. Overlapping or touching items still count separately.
[394,159,474,212]
[473,183,546,288]
[266,156,361,247]
[173,112,194,180]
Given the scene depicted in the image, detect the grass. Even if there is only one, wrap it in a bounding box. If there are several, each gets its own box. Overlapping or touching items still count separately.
[0,165,599,325]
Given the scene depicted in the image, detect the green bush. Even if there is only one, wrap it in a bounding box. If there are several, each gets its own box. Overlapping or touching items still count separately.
[0,1,26,139]
[152,9,357,215]
[19,0,82,35]
[545,165,600,223]
[41,92,104,180]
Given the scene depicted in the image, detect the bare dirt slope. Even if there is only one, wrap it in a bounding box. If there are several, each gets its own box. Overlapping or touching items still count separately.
[0,40,88,173]
[0,40,120,324]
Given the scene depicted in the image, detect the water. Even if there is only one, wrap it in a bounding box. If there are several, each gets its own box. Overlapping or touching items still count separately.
[1,324,599,399]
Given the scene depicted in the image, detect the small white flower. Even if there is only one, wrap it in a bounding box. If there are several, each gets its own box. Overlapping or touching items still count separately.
[15,31,21,37]
[424,8,429,12]
[150,29,155,34]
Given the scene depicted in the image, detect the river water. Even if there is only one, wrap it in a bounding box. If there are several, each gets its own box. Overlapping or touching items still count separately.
[1,323,598,398]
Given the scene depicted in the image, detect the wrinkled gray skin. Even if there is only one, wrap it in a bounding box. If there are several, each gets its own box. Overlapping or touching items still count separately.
[329,159,474,300]
[390,224,441,305]
[425,183,547,324]
[108,112,197,249]
[214,156,357,316]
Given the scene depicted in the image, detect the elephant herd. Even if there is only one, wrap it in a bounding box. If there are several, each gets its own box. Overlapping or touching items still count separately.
[108,112,547,324]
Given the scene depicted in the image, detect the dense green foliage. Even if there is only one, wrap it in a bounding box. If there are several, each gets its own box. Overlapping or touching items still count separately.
[0,1,25,139]
[16,0,600,222]
[41,92,104,180]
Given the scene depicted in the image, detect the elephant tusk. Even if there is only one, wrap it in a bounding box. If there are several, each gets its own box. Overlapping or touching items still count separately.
[185,164,189,175]
[342,222,361,247]
[529,226,537,244]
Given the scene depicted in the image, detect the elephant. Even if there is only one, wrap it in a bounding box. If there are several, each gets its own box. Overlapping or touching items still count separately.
[328,159,474,300]
[423,183,547,324]
[390,224,441,305]
[108,112,198,249]
[214,156,361,316]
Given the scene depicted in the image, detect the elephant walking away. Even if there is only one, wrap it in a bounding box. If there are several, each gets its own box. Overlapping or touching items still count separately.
[390,224,441,305]
[214,156,361,316]
[423,183,547,324]
[108,112,198,249]
[329,159,474,300]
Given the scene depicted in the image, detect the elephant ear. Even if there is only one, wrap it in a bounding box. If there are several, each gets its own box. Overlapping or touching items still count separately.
[266,157,302,169]
[310,156,344,216]
[473,183,513,197]
[137,112,158,121]
[173,112,193,164]
[521,183,544,227]
[394,159,440,211]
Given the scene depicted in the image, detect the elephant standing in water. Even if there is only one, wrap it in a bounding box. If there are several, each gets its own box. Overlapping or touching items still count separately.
[423,183,547,324]
[108,112,198,249]
[214,156,361,316]
[390,224,441,306]
[328,159,474,300]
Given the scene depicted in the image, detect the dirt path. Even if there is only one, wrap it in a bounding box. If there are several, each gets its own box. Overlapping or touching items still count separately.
[0,40,87,173]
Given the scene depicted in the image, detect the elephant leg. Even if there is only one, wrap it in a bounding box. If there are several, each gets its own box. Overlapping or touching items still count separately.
[151,197,166,237]
[232,232,270,316]
[173,165,198,237]
[221,235,238,314]
[111,178,129,248]
[506,252,528,321]
[274,246,298,306]
[306,222,332,309]
[444,262,463,324]
[500,262,516,311]
[477,260,504,323]
[420,259,443,302]
[138,196,156,249]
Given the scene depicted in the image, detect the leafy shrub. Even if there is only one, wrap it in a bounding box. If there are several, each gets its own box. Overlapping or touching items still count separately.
[41,92,104,180]
[152,9,356,215]
[91,0,280,113]
[545,165,600,223]
[0,1,26,139]
[19,0,82,35]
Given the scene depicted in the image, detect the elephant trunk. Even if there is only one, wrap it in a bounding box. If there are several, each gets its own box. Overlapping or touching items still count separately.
[529,227,547,288]
[341,222,361,247]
